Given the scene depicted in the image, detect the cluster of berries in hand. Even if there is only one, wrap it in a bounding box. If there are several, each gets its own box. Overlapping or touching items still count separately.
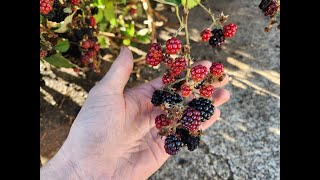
[146,37,226,155]
[200,23,237,48]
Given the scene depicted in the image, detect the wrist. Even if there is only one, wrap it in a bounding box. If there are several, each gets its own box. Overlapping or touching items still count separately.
[40,148,83,180]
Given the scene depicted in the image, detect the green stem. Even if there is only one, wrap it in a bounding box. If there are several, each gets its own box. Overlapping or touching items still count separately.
[184,2,191,83]
[199,2,221,28]
[175,6,183,27]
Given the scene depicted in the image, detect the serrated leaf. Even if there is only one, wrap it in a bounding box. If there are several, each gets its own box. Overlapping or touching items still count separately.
[44,54,74,68]
[54,11,76,33]
[54,39,70,52]
[123,39,131,46]
[154,0,181,6]
[94,8,104,23]
[104,1,115,21]
[181,0,200,9]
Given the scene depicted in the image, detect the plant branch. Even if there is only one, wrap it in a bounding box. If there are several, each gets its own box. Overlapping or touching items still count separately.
[175,6,183,27]
[199,2,221,28]
[183,1,191,83]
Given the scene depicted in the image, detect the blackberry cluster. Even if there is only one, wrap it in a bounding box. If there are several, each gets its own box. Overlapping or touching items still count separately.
[209,29,225,48]
[189,98,215,122]
[147,13,229,156]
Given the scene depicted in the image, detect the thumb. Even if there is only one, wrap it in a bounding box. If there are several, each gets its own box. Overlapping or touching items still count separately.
[100,46,134,93]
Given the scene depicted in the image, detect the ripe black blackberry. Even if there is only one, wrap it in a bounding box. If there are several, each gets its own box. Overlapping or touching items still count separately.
[151,90,165,106]
[176,129,200,151]
[53,0,61,9]
[91,7,99,15]
[194,80,205,89]
[259,0,272,12]
[51,8,68,23]
[163,91,183,105]
[45,11,56,21]
[189,97,215,121]
[164,135,184,155]
[83,28,94,38]
[209,29,225,48]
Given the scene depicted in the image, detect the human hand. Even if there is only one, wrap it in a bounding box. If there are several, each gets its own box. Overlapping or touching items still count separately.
[40,47,230,180]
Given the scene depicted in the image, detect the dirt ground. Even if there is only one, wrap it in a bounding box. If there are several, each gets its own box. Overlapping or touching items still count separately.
[40,0,280,179]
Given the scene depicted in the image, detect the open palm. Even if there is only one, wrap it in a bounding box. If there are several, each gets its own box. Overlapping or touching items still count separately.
[40,47,230,180]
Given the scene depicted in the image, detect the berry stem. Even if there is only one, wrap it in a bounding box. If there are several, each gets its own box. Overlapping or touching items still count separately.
[183,1,192,83]
[198,2,221,28]
[175,6,183,27]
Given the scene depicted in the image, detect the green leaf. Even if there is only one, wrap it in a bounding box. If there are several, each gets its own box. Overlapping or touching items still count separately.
[109,18,117,26]
[104,1,115,22]
[94,8,104,23]
[44,54,74,68]
[123,39,131,46]
[154,0,181,6]
[181,0,200,9]
[40,15,43,23]
[54,39,70,52]
[126,22,135,37]
[136,34,151,44]
[98,36,108,48]
[98,22,107,32]
[98,0,106,5]
[121,0,126,4]
[54,11,76,33]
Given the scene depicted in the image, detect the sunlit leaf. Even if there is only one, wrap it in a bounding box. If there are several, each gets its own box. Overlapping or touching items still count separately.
[44,53,74,68]
[54,39,70,52]
[181,0,200,9]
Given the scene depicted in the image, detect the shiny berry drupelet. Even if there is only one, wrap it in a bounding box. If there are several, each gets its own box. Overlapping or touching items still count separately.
[189,97,215,122]
[162,73,175,85]
[166,37,182,54]
[191,64,208,82]
[209,29,225,48]
[170,57,187,76]
[210,62,224,77]
[223,23,237,38]
[179,107,201,132]
[40,0,53,15]
[181,83,191,97]
[259,0,273,11]
[146,43,163,66]
[200,29,212,42]
[164,135,184,155]
[200,85,214,98]
[155,114,171,129]
[163,91,183,105]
